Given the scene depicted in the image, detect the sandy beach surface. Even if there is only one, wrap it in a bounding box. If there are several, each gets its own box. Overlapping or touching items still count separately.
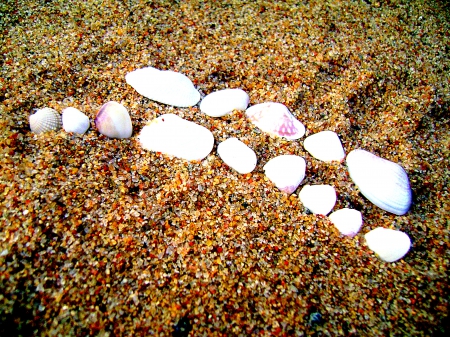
[1,0,449,336]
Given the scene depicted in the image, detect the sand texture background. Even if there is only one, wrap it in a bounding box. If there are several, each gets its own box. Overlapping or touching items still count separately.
[0,0,449,336]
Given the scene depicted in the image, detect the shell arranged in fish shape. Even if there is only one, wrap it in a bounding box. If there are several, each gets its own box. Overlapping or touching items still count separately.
[346,149,412,215]
[245,102,305,140]
[263,155,306,194]
[95,101,132,139]
[62,107,90,134]
[365,227,411,262]
[29,108,62,134]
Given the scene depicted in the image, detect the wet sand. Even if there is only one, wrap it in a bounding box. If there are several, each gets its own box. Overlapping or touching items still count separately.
[0,0,449,336]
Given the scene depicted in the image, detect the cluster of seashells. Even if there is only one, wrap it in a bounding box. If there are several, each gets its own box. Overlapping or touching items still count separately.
[29,66,413,262]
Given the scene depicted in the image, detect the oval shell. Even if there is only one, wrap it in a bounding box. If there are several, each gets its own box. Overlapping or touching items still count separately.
[365,227,411,262]
[29,108,62,134]
[200,88,249,117]
[303,130,345,162]
[263,155,306,194]
[62,107,90,134]
[95,101,132,139]
[299,184,336,215]
[217,138,257,174]
[328,208,363,237]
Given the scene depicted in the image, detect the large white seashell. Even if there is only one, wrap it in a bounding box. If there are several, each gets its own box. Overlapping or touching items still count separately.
[328,208,363,237]
[62,107,90,134]
[303,130,345,162]
[125,67,200,107]
[245,102,305,140]
[346,149,412,215]
[29,108,62,134]
[95,101,132,139]
[299,184,336,215]
[365,227,411,262]
[217,138,257,174]
[263,155,306,194]
[200,88,249,117]
[139,114,214,161]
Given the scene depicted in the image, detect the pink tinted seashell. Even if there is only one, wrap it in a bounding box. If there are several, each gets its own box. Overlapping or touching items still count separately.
[95,101,132,139]
[245,102,305,140]
[263,155,306,194]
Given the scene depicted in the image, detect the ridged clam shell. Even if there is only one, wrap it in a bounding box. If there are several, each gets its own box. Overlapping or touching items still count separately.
[95,101,132,139]
[29,108,62,134]
[299,184,336,215]
[365,227,411,262]
[303,130,345,162]
[125,67,200,107]
[139,114,214,161]
[62,107,90,134]
[263,155,306,194]
[217,138,257,174]
[328,208,363,237]
[245,102,305,140]
[200,88,249,117]
[346,149,412,215]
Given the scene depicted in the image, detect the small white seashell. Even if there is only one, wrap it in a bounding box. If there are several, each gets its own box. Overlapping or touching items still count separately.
[95,101,132,139]
[328,208,363,237]
[346,149,412,215]
[299,184,336,215]
[303,130,345,162]
[217,138,257,174]
[29,108,62,134]
[245,102,305,140]
[365,227,411,262]
[125,67,200,107]
[263,155,306,194]
[139,114,214,161]
[62,107,90,134]
[200,88,249,117]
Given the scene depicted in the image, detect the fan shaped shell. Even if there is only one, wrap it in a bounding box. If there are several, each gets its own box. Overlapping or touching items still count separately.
[29,108,62,134]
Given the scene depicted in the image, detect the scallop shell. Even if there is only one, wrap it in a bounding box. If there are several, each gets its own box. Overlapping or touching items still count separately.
[245,102,305,140]
[95,101,132,139]
[263,155,306,194]
[29,108,62,134]
[346,149,412,215]
[303,130,345,162]
[200,88,249,117]
[299,184,336,215]
[62,107,90,134]
[365,227,411,262]
[328,208,363,237]
[217,138,257,174]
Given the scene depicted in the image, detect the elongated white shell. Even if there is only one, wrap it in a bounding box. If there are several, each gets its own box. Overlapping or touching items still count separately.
[365,227,411,262]
[125,67,200,107]
[303,130,345,162]
[245,102,305,140]
[139,114,214,161]
[95,101,132,139]
[29,108,62,134]
[217,138,257,174]
[346,149,412,215]
[299,184,336,215]
[328,208,363,237]
[263,155,306,194]
[200,88,249,117]
[62,107,90,134]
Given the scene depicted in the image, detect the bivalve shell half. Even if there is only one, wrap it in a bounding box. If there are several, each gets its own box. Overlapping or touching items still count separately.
[263,155,306,194]
[200,88,249,117]
[95,101,132,139]
[217,138,257,174]
[328,208,363,237]
[365,227,411,262]
[245,102,305,140]
[125,67,200,107]
[303,130,345,162]
[62,107,90,134]
[346,149,412,215]
[139,114,214,161]
[29,108,62,134]
[299,184,336,215]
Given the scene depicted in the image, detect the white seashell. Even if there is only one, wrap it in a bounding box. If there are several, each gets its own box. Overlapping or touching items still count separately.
[299,184,336,215]
[29,108,62,134]
[245,102,305,140]
[328,208,363,237]
[125,67,200,107]
[263,155,306,194]
[303,130,345,162]
[139,114,214,161]
[62,107,90,134]
[95,101,132,139]
[346,149,412,215]
[217,138,257,174]
[365,227,411,262]
[200,88,249,117]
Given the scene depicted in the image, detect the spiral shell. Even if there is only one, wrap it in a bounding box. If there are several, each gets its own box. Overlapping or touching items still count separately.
[29,108,62,134]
